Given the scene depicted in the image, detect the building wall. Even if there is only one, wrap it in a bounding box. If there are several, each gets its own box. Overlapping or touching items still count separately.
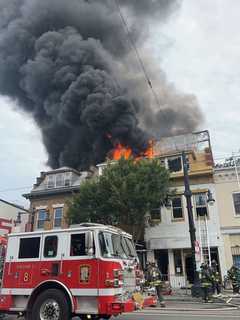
[214,167,240,270]
[145,182,227,283]
[0,201,28,234]
[30,194,72,230]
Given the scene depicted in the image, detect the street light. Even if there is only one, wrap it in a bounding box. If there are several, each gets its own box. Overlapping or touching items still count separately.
[207,190,215,206]
[182,151,215,297]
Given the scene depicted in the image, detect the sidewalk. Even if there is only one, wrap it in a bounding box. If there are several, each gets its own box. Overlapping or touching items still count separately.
[150,300,239,311]
[149,290,240,311]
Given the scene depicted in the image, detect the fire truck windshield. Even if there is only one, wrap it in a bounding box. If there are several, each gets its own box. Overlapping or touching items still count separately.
[99,232,137,259]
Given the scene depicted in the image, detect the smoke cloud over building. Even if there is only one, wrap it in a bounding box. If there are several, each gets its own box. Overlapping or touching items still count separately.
[0,0,203,169]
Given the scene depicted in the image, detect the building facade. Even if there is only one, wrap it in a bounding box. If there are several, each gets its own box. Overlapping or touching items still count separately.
[23,167,89,231]
[214,157,240,270]
[144,131,226,287]
[0,198,29,234]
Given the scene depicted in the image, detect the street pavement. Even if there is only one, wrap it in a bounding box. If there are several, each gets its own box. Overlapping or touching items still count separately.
[117,308,240,320]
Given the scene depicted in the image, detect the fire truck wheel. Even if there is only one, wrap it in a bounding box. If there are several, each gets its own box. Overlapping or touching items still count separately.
[31,289,70,320]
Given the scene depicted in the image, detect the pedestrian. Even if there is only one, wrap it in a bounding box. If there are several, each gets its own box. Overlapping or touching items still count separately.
[146,261,165,307]
[210,260,221,296]
[200,262,212,302]
[227,265,240,294]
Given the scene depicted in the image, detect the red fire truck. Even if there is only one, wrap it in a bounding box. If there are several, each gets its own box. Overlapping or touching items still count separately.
[0,223,155,319]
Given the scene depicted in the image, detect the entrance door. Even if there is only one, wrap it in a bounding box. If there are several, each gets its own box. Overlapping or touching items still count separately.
[154,250,169,278]
[185,255,194,284]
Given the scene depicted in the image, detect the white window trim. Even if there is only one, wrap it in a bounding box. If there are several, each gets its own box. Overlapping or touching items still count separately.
[53,207,63,229]
[52,204,64,208]
[35,205,48,210]
[46,172,72,188]
[171,196,184,221]
[37,209,47,230]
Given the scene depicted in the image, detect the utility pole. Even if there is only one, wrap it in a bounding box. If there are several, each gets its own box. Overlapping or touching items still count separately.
[182,151,201,297]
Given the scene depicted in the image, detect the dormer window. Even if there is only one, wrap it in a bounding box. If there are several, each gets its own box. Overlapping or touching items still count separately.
[64,172,72,186]
[47,172,72,189]
[47,175,55,188]
[56,173,64,187]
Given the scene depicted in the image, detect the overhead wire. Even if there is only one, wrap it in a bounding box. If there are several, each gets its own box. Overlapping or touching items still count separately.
[0,186,32,193]
[113,0,164,112]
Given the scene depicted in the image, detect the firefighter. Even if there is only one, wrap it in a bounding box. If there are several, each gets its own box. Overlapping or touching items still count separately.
[227,265,240,294]
[145,262,165,307]
[210,260,221,296]
[200,262,212,302]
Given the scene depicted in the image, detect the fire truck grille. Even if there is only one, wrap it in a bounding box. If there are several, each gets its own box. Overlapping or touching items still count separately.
[122,269,136,293]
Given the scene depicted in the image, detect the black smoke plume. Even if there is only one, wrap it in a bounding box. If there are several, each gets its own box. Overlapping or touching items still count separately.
[0,0,203,170]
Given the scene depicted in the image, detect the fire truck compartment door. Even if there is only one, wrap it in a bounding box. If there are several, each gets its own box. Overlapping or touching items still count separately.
[40,233,66,278]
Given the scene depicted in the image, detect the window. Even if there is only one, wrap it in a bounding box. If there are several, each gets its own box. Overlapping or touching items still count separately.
[233,193,240,215]
[231,246,240,268]
[54,207,63,228]
[151,208,161,220]
[70,234,86,256]
[173,250,183,275]
[195,193,208,216]
[19,237,40,259]
[64,172,72,186]
[44,236,58,258]
[98,232,135,259]
[47,172,72,188]
[56,173,64,187]
[47,175,55,188]
[37,209,47,229]
[167,156,182,173]
[172,197,183,219]
[233,255,240,268]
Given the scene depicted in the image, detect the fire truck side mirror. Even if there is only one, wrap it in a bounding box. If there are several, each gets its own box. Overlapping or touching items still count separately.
[85,231,94,256]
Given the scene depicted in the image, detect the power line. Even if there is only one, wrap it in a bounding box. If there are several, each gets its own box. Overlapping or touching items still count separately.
[113,0,163,111]
[0,186,32,193]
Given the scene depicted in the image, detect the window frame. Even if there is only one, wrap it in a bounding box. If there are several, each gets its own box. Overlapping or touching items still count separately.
[43,235,58,258]
[46,172,72,189]
[194,193,209,218]
[232,192,240,217]
[47,174,55,189]
[18,236,41,260]
[37,209,47,229]
[70,233,87,257]
[53,207,63,228]
[166,156,183,174]
[150,208,161,221]
[171,196,184,221]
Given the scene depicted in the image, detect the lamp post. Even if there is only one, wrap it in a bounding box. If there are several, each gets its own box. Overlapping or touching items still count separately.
[182,151,201,296]
[182,151,215,297]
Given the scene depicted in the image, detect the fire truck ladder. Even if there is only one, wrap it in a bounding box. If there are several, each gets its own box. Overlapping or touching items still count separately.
[197,214,211,265]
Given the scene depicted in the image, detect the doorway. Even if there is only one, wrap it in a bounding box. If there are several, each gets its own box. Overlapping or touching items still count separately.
[154,249,169,276]
[185,255,194,284]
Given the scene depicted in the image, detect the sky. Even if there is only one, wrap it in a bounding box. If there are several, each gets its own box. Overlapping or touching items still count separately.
[0,0,239,207]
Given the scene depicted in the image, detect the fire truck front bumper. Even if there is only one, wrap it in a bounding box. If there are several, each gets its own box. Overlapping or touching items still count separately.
[0,295,13,311]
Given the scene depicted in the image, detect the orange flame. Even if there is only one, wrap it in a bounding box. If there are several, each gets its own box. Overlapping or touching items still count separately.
[112,143,132,160]
[110,140,155,161]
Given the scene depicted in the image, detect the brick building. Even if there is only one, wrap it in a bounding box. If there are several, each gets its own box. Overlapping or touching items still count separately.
[23,167,89,231]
